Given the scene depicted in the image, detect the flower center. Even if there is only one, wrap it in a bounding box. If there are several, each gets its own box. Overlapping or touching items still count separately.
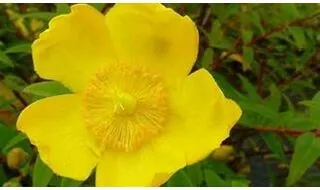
[83,63,168,152]
[114,92,137,116]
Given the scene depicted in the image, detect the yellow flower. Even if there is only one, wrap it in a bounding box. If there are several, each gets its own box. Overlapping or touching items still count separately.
[17,4,242,187]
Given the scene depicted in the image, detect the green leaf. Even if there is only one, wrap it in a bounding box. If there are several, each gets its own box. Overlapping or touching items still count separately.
[242,47,253,71]
[2,75,28,91]
[55,3,70,14]
[265,84,282,111]
[271,32,295,46]
[283,94,295,111]
[60,177,83,187]
[204,169,229,187]
[0,51,14,67]
[238,75,261,102]
[0,166,8,186]
[231,179,250,187]
[310,93,320,124]
[201,48,213,70]
[206,160,236,177]
[48,175,62,187]
[242,29,253,44]
[213,73,247,101]
[185,163,203,186]
[261,133,286,162]
[208,20,231,49]
[88,3,105,12]
[5,43,31,54]
[23,81,71,98]
[210,4,240,22]
[166,169,194,187]
[33,155,54,187]
[286,133,320,186]
[211,20,223,40]
[279,3,300,21]
[22,12,56,21]
[248,11,264,34]
[238,101,280,123]
[283,112,315,130]
[0,123,17,150]
[303,91,320,124]
[288,26,306,49]
[1,133,27,154]
[0,96,14,109]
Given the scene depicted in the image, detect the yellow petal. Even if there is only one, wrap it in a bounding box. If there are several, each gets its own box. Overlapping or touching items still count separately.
[96,69,241,186]
[96,137,185,186]
[17,94,99,180]
[165,69,242,165]
[105,3,198,85]
[33,4,116,92]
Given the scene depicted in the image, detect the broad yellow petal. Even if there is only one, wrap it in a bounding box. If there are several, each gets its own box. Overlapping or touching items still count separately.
[17,94,99,180]
[165,69,242,165]
[95,137,185,186]
[96,69,241,186]
[33,4,116,92]
[105,3,198,85]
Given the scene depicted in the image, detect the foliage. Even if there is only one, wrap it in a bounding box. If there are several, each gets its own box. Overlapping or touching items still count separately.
[0,3,319,187]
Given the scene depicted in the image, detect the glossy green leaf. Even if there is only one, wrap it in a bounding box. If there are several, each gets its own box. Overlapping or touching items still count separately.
[288,27,306,49]
[2,75,28,91]
[166,169,194,187]
[201,48,213,70]
[0,51,14,67]
[211,4,239,22]
[60,177,83,187]
[55,3,70,14]
[33,156,54,187]
[23,81,71,98]
[242,47,253,71]
[301,91,320,124]
[88,3,105,12]
[287,133,320,186]
[265,84,282,111]
[0,166,8,186]
[204,169,229,187]
[211,20,223,41]
[0,123,17,150]
[213,72,247,101]
[242,29,253,44]
[279,3,300,21]
[261,133,286,162]
[209,20,231,49]
[238,75,262,102]
[231,178,250,187]
[206,160,236,177]
[22,12,56,21]
[5,43,31,54]
[283,94,295,111]
[238,101,280,123]
[185,163,203,186]
[1,133,27,154]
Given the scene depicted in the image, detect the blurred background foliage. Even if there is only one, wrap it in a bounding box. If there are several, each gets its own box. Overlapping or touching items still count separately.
[0,3,319,187]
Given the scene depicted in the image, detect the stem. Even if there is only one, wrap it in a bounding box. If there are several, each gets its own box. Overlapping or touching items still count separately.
[245,149,294,157]
[278,49,319,90]
[246,11,320,46]
[234,126,320,138]
[257,56,266,96]
[12,91,28,108]
[201,6,211,26]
